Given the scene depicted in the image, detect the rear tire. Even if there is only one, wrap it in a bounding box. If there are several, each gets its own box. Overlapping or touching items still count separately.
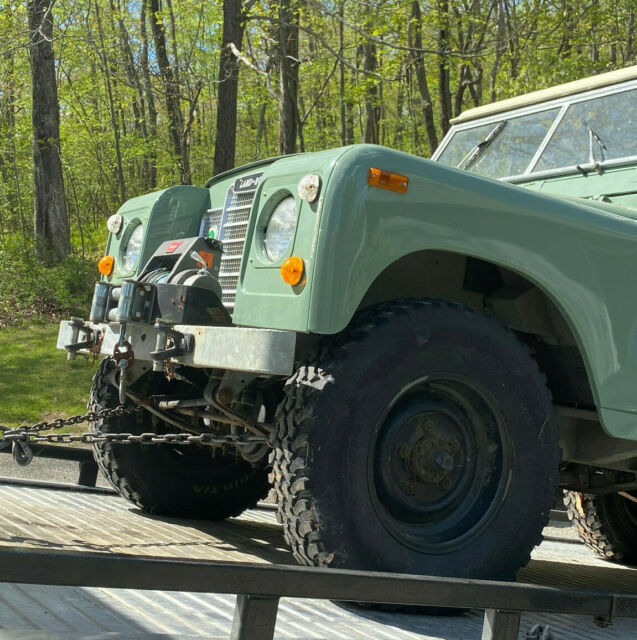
[270,299,560,583]
[565,490,637,564]
[90,359,269,520]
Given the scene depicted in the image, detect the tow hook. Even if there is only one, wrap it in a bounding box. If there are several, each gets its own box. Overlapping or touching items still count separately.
[113,324,135,404]
[150,320,194,372]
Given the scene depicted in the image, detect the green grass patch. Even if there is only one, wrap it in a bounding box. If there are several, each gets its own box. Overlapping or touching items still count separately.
[0,322,97,430]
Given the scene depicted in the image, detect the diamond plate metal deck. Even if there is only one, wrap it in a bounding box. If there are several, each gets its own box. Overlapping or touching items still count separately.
[0,482,635,639]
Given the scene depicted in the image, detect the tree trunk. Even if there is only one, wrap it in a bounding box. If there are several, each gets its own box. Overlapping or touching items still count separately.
[27,0,70,264]
[147,0,190,184]
[213,0,246,174]
[409,0,438,154]
[94,0,126,204]
[628,6,635,62]
[113,0,155,190]
[278,0,299,154]
[437,0,452,135]
[362,41,380,144]
[140,0,157,188]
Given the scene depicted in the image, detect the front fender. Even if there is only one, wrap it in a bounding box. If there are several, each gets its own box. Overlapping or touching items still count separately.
[310,145,637,439]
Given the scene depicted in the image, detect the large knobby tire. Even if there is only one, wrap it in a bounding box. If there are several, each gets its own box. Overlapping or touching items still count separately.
[270,299,560,582]
[90,359,269,519]
[565,490,637,564]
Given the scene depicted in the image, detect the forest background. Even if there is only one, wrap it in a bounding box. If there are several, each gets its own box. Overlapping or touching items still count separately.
[1,0,636,326]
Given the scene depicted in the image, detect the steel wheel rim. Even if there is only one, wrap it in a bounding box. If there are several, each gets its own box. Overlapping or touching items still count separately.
[369,372,512,554]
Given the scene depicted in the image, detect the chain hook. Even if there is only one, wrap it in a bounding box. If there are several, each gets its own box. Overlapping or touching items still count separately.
[12,439,34,466]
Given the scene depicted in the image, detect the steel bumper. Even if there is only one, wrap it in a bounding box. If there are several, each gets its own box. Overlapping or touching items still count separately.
[57,320,296,376]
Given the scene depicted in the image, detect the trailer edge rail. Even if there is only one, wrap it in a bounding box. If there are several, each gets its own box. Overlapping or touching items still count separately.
[0,546,633,640]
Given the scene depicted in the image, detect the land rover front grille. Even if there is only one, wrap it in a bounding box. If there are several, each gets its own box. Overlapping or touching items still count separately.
[200,175,261,310]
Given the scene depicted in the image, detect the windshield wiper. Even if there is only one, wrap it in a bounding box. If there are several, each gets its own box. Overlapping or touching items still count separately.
[457,120,508,170]
[584,120,607,165]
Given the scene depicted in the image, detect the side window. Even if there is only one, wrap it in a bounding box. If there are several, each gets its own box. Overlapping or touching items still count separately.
[535,88,637,171]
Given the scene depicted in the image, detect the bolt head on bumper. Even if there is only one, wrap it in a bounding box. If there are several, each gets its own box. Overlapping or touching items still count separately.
[57,320,296,376]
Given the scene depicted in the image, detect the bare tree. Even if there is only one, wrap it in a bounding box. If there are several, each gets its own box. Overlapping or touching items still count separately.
[214,0,249,174]
[278,0,300,154]
[408,0,438,154]
[27,0,70,263]
[147,0,191,184]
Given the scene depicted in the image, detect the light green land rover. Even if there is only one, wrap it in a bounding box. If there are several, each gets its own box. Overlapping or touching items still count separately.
[59,65,637,582]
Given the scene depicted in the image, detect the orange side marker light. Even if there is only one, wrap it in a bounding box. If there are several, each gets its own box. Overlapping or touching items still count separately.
[281,256,304,286]
[98,255,114,276]
[368,167,409,194]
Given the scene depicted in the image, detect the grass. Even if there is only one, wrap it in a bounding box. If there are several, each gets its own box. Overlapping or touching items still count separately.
[0,322,97,430]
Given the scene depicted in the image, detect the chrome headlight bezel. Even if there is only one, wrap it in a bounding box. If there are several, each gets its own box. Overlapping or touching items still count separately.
[264,195,298,262]
[121,222,144,273]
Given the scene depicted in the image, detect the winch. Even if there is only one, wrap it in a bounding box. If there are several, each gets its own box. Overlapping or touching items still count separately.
[88,236,230,327]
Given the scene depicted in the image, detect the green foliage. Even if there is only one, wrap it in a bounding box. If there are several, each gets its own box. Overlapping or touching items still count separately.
[0,323,96,427]
[0,243,97,327]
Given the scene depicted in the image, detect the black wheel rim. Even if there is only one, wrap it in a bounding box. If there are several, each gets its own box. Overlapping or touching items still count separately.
[369,373,512,553]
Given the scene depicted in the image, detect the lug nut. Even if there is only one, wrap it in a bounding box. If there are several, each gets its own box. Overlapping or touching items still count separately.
[439,478,451,490]
[421,419,434,432]
[398,444,410,459]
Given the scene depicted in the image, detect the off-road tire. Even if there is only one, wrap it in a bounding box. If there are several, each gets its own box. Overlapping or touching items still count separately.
[270,299,560,582]
[564,490,637,564]
[90,359,269,519]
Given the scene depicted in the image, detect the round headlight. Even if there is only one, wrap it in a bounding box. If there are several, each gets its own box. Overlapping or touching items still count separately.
[122,223,144,272]
[264,196,298,261]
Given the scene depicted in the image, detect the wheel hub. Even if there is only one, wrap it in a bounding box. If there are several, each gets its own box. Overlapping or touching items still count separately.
[405,422,459,488]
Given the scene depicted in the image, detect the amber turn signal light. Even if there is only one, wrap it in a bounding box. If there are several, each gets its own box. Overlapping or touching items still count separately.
[368,167,409,194]
[280,256,304,286]
[98,255,114,276]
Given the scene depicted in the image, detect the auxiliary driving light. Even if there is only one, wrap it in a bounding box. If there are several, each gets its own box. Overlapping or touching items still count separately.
[98,255,114,276]
[280,256,304,286]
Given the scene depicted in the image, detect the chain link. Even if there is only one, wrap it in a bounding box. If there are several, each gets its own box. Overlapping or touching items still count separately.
[0,404,267,447]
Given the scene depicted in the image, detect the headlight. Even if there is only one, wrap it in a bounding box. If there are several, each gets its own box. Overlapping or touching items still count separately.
[264,196,298,261]
[122,223,144,272]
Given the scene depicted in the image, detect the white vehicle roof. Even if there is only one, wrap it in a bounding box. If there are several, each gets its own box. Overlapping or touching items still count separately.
[452,65,637,125]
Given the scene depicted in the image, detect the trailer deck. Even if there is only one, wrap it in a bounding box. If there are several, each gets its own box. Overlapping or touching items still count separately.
[0,479,635,639]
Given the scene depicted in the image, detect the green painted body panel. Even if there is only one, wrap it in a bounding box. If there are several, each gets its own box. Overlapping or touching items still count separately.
[513,164,637,212]
[105,186,210,284]
[232,148,345,332]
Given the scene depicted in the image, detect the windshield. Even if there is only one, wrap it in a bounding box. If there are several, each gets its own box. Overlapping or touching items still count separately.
[534,88,637,171]
[438,108,559,178]
[436,85,637,179]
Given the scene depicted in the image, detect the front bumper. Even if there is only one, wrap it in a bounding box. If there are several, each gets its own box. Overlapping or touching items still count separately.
[57,320,296,376]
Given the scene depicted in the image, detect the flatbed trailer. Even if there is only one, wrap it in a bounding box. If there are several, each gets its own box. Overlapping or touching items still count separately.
[0,477,636,639]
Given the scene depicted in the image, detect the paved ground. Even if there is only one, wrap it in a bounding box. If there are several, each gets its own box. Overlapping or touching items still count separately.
[0,448,110,488]
[0,458,636,639]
